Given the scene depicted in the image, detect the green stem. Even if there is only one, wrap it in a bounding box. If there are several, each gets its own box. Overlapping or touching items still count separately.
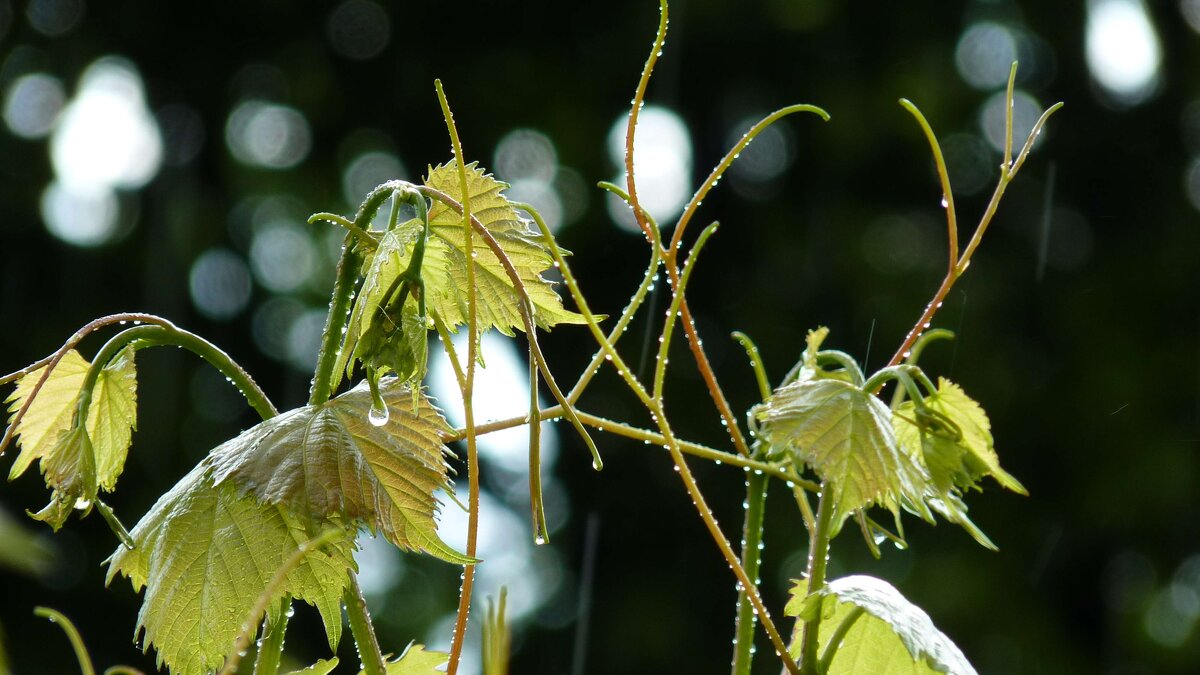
[253,599,288,675]
[654,221,719,402]
[732,469,768,675]
[309,232,364,406]
[34,607,95,675]
[799,488,835,674]
[76,325,276,423]
[344,573,386,675]
[816,607,864,673]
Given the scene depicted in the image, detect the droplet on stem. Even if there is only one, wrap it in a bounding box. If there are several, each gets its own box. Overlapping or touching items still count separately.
[368,403,390,426]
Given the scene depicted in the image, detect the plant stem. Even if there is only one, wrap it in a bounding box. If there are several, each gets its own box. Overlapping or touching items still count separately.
[252,600,288,675]
[75,325,276,423]
[731,469,768,675]
[309,232,363,406]
[34,607,95,675]
[799,487,835,674]
[816,607,864,673]
[343,573,386,675]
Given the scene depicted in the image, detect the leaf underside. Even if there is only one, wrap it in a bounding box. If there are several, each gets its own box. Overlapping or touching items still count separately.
[106,464,356,675]
[208,377,470,563]
[759,379,931,530]
[786,575,978,675]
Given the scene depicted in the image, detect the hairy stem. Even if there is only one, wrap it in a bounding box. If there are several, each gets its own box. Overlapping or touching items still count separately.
[732,469,768,675]
[344,573,386,675]
[800,488,835,674]
[252,599,288,675]
[309,232,364,406]
[34,607,95,675]
[817,607,865,673]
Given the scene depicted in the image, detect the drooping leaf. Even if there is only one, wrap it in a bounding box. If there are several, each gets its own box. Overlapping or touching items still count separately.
[368,642,449,674]
[208,378,470,564]
[337,227,431,391]
[422,160,585,335]
[892,379,1023,550]
[6,347,139,498]
[895,378,1024,495]
[5,350,90,479]
[786,575,977,675]
[106,465,357,675]
[29,425,96,530]
[757,379,931,531]
[0,506,54,576]
[90,346,138,491]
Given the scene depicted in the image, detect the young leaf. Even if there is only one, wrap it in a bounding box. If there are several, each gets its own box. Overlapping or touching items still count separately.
[422,160,585,335]
[208,378,471,564]
[896,378,1024,494]
[6,347,138,495]
[5,350,90,479]
[757,379,931,531]
[786,575,978,675]
[337,228,431,391]
[368,642,449,674]
[106,465,357,675]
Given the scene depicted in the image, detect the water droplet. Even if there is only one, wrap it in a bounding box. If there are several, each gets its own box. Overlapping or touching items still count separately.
[534,535,546,545]
[940,197,949,208]
[592,458,603,471]
[368,404,390,426]
[73,498,91,510]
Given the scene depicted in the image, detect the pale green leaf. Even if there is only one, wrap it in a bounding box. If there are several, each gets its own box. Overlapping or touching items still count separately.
[758,379,931,529]
[106,465,356,675]
[29,425,96,530]
[5,350,90,480]
[368,642,449,674]
[5,347,138,499]
[786,575,977,675]
[208,378,470,564]
[423,160,585,335]
[90,346,138,491]
[285,657,339,675]
[906,378,1024,494]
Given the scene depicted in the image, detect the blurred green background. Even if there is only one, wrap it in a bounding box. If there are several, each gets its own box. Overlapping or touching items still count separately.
[1,0,1198,673]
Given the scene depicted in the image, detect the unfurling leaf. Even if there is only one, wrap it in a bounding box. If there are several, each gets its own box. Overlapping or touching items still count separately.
[893,378,1024,549]
[208,377,471,563]
[284,658,340,675]
[6,347,139,525]
[757,379,931,532]
[786,575,977,675]
[106,465,357,675]
[422,160,585,335]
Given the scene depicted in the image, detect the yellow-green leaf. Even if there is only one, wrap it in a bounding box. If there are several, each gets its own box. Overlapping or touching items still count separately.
[285,657,339,675]
[368,642,449,674]
[5,350,90,480]
[106,465,356,675]
[6,347,138,496]
[757,379,932,531]
[422,161,585,335]
[208,378,470,564]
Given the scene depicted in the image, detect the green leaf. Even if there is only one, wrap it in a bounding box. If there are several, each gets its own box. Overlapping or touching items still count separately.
[786,575,977,675]
[892,378,1024,549]
[758,379,931,530]
[90,346,138,491]
[337,227,431,391]
[285,657,340,675]
[423,160,585,335]
[367,642,449,674]
[29,425,96,530]
[5,350,90,480]
[106,465,357,675]
[208,378,471,564]
[6,347,138,501]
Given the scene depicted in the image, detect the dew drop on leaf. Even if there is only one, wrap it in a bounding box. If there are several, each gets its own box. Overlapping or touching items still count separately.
[368,403,390,427]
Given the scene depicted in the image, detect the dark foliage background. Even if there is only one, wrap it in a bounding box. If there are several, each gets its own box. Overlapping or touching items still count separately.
[2,1,1198,673]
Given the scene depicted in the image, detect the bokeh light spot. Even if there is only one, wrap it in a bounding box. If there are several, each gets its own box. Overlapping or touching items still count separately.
[249,221,317,293]
[1183,157,1200,213]
[25,0,83,37]
[955,22,1018,90]
[494,128,557,183]
[1086,0,1161,107]
[225,101,311,169]
[189,249,253,321]
[327,0,391,61]
[3,72,64,139]
[40,181,118,248]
